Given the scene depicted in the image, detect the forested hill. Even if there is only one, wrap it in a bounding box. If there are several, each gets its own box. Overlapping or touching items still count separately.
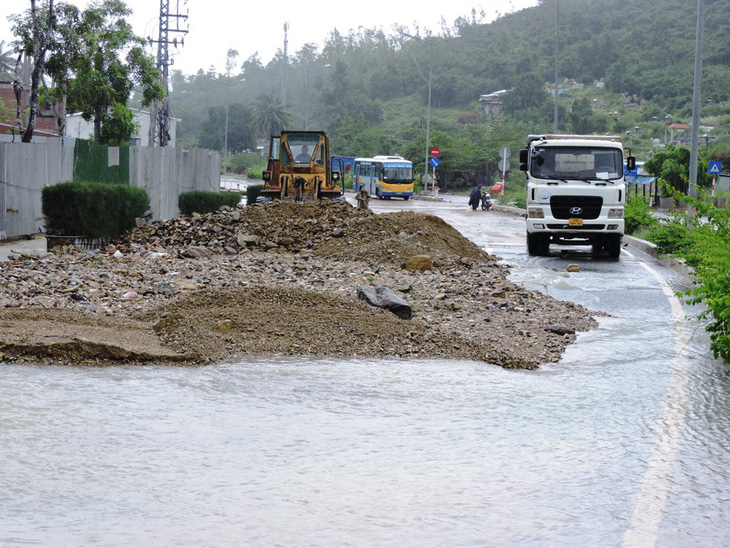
[457,0,730,109]
[170,0,729,170]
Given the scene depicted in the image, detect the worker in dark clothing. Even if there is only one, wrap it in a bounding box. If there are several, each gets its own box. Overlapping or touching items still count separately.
[469,184,483,210]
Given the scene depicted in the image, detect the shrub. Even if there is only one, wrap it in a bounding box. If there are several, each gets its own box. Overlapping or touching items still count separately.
[499,184,526,209]
[246,184,265,205]
[645,219,698,258]
[225,152,267,177]
[42,181,150,238]
[676,195,730,362]
[625,194,659,234]
[178,190,241,216]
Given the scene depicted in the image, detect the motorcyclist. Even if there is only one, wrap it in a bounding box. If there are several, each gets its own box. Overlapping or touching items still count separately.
[469,184,483,210]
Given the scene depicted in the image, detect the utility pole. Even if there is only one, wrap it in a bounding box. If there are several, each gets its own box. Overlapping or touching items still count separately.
[402,33,457,180]
[688,0,705,200]
[553,0,559,133]
[149,0,188,147]
[282,23,288,110]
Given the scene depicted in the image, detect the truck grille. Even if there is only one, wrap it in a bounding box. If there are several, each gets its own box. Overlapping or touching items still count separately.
[547,224,606,230]
[550,195,603,220]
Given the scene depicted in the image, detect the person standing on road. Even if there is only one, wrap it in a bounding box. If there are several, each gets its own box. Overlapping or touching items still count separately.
[469,184,483,210]
[356,187,370,210]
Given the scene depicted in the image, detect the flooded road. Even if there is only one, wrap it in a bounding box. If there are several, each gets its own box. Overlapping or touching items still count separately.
[1,195,729,547]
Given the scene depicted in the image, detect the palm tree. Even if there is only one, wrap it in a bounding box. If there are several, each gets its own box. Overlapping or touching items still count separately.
[0,41,16,81]
[251,92,292,138]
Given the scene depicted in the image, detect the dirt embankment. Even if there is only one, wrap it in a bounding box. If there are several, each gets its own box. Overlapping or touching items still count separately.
[0,201,596,368]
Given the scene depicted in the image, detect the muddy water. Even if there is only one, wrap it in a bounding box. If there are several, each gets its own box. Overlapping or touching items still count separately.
[2,341,729,546]
[2,200,729,546]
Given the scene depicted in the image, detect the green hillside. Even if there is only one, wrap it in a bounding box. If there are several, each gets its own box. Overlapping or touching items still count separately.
[165,0,730,188]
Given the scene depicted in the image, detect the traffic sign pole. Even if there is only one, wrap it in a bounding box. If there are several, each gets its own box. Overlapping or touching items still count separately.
[498,146,511,196]
[429,152,440,195]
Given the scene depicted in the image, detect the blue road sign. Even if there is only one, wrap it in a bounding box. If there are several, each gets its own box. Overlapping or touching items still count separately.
[429,157,440,168]
[709,161,722,175]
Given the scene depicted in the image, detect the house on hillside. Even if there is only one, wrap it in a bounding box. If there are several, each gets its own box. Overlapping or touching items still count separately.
[479,89,509,117]
[667,123,691,144]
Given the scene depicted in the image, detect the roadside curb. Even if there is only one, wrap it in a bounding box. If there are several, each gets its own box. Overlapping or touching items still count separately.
[624,234,694,281]
[492,203,694,283]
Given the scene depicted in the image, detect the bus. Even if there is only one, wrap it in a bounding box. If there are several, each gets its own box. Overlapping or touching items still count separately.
[352,155,414,200]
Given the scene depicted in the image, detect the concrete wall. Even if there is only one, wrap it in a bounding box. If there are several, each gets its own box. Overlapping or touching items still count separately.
[0,140,75,240]
[130,146,220,221]
[0,141,221,239]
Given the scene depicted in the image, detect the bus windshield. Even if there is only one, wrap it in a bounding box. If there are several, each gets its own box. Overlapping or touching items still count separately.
[383,164,413,183]
[531,146,623,181]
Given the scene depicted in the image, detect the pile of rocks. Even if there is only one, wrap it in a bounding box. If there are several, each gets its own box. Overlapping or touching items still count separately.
[119,200,371,255]
[0,201,597,368]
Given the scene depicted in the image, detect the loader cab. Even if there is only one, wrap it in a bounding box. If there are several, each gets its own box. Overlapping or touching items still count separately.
[261,131,343,201]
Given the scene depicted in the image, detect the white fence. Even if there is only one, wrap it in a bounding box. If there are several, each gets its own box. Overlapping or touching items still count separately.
[0,140,220,240]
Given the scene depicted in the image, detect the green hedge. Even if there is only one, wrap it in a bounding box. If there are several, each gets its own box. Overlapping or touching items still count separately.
[246,184,265,205]
[42,181,151,238]
[178,190,241,216]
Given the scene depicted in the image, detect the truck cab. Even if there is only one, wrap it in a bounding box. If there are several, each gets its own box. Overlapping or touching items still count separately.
[520,134,633,258]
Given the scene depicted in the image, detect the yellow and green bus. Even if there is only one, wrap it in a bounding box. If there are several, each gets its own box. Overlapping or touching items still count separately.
[353,155,414,200]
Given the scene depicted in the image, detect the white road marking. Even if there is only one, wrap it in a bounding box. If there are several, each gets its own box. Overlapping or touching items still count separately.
[622,248,692,547]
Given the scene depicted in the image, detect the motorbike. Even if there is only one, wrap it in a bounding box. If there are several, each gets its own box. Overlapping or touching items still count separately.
[480,192,493,211]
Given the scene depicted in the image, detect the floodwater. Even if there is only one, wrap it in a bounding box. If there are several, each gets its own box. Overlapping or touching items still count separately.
[2,199,729,547]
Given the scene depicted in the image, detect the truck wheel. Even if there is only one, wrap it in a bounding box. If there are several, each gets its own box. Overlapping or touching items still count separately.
[606,235,622,258]
[527,233,549,256]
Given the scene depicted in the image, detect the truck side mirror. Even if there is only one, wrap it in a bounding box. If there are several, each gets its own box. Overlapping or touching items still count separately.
[626,156,636,171]
[519,149,528,164]
[263,171,271,181]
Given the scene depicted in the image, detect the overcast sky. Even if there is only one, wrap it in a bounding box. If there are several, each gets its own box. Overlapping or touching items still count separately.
[1,0,539,77]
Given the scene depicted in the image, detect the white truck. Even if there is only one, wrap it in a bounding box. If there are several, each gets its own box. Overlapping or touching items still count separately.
[519,134,635,258]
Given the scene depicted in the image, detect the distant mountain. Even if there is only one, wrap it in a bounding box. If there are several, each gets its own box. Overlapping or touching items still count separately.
[443,0,729,110]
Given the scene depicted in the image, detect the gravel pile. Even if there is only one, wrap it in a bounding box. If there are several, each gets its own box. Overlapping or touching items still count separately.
[0,201,597,368]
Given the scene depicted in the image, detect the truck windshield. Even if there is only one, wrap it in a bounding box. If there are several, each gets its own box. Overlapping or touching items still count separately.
[531,146,623,181]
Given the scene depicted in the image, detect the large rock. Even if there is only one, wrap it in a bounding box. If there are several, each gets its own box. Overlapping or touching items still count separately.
[357,285,412,319]
[403,255,432,271]
[181,246,212,258]
[237,233,260,247]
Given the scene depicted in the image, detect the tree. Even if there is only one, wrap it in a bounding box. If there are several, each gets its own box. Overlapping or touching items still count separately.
[501,71,551,118]
[10,0,163,144]
[251,92,291,138]
[199,103,255,153]
[0,41,14,80]
[66,0,163,144]
[645,145,713,194]
[10,0,55,142]
[569,97,606,134]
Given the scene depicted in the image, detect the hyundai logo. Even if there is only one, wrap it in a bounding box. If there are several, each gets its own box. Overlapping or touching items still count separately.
[569,206,583,215]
